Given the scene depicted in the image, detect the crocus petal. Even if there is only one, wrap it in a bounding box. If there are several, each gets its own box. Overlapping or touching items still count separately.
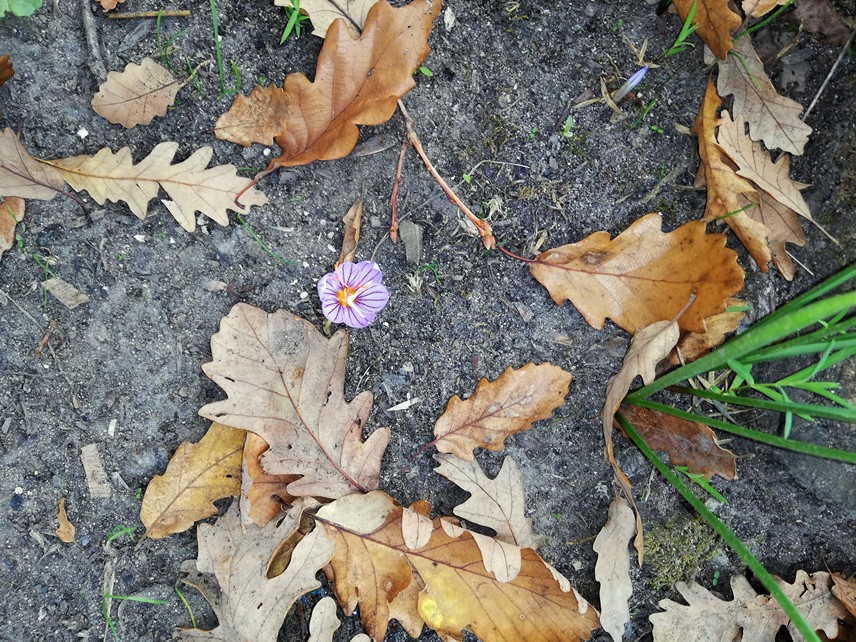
[354,282,389,314]
[346,261,383,287]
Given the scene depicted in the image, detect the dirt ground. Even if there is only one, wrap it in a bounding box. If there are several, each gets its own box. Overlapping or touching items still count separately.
[1,0,855,640]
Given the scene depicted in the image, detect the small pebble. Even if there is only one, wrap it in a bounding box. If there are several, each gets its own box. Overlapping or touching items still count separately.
[584,3,598,16]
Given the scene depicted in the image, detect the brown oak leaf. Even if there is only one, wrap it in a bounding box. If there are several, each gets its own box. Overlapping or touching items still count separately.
[673,297,746,362]
[140,422,244,539]
[671,0,741,59]
[177,502,335,641]
[215,0,440,170]
[593,496,636,642]
[530,213,745,334]
[742,0,789,17]
[619,405,738,479]
[241,432,298,527]
[92,58,180,128]
[0,55,13,87]
[426,363,571,461]
[717,36,812,155]
[199,303,390,500]
[55,498,76,543]
[275,0,379,38]
[317,490,600,642]
[795,0,853,45]
[832,573,856,618]
[0,196,24,261]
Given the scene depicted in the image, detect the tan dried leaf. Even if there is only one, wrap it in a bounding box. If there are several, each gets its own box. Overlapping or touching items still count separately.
[434,453,543,549]
[176,502,336,641]
[199,303,390,500]
[140,422,244,539]
[832,573,856,618]
[650,571,849,642]
[215,0,440,170]
[671,0,741,58]
[55,498,76,543]
[619,405,738,479]
[241,433,298,527]
[0,128,65,201]
[336,197,362,266]
[694,78,772,273]
[743,190,806,281]
[92,58,180,128]
[795,0,853,45]
[0,197,24,260]
[716,112,814,221]
[674,298,746,361]
[43,142,268,232]
[531,213,745,334]
[429,363,571,461]
[717,36,812,155]
[308,597,341,642]
[317,491,600,642]
[593,496,636,642]
[742,0,789,17]
[98,0,125,10]
[0,54,13,87]
[274,0,379,38]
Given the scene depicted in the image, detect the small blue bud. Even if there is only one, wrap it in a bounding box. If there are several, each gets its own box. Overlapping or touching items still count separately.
[612,66,649,103]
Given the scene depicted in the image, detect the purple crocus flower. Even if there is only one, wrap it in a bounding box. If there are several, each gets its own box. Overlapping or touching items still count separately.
[612,66,649,103]
[317,261,389,328]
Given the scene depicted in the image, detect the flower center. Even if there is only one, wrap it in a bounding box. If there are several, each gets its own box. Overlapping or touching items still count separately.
[335,285,360,308]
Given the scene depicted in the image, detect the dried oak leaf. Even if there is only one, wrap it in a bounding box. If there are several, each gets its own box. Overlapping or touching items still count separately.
[0,55,13,87]
[98,0,125,10]
[215,0,440,170]
[0,196,24,261]
[0,128,65,201]
[55,498,76,543]
[593,496,636,642]
[434,453,544,549]
[336,197,362,266]
[92,58,180,128]
[673,297,746,362]
[671,0,741,59]
[176,502,336,641]
[42,142,268,232]
[275,0,380,38]
[241,432,298,527]
[795,0,853,45]
[199,303,390,500]
[530,213,745,335]
[650,571,850,642]
[742,0,789,17]
[694,78,773,273]
[308,597,341,642]
[317,490,600,642]
[717,36,812,155]
[140,422,244,539]
[428,362,571,461]
[832,573,856,618]
[619,405,737,479]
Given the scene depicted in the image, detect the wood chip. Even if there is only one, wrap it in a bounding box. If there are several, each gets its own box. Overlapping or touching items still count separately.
[398,219,423,265]
[55,498,76,543]
[81,444,112,499]
[44,277,89,309]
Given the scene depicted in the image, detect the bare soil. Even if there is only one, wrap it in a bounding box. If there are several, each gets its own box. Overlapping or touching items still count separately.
[1,1,855,640]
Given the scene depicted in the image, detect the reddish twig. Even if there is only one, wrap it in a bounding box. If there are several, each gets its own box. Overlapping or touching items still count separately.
[388,138,409,243]
[234,169,272,208]
[397,101,496,249]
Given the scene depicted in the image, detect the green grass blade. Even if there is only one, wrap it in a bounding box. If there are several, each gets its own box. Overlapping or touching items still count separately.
[617,413,822,642]
[625,399,856,463]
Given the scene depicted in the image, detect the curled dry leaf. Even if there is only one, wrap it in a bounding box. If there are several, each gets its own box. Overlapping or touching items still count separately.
[336,197,362,266]
[593,496,635,642]
[619,405,737,479]
[673,297,746,362]
[241,433,298,527]
[0,54,13,86]
[43,142,268,232]
[276,0,379,38]
[0,196,24,261]
[742,0,789,17]
[317,490,600,642]
[176,502,336,641]
[428,362,571,461]
[140,422,244,539]
[308,597,341,642]
[98,0,125,10]
[671,0,741,59]
[92,58,180,128]
[530,213,745,334]
[199,303,390,500]
[716,36,812,156]
[650,571,850,642]
[434,453,543,549]
[55,498,76,543]
[0,128,65,201]
[831,573,856,618]
[215,0,441,170]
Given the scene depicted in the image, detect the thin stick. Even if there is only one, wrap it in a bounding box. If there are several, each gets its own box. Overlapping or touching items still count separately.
[80,0,107,82]
[108,10,190,19]
[388,138,409,243]
[397,101,495,249]
[803,23,856,120]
